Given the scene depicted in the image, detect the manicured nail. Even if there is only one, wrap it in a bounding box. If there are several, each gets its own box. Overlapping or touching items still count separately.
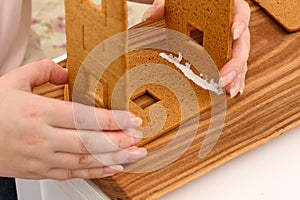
[131,117,143,127]
[104,165,124,174]
[219,71,237,87]
[102,174,115,178]
[239,86,244,95]
[233,28,240,40]
[127,130,143,145]
[131,136,142,145]
[230,81,241,98]
[102,165,124,177]
[219,78,225,88]
[125,128,142,137]
[230,88,239,98]
[128,147,148,161]
[240,78,245,95]
[142,11,152,22]
[233,24,244,40]
[112,165,124,171]
[142,6,156,21]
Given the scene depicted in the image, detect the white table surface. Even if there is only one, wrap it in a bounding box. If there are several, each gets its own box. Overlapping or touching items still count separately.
[17,125,300,200]
[162,125,300,200]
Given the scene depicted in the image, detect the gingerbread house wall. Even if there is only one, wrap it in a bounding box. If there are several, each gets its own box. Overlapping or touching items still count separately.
[165,0,233,69]
[65,0,128,108]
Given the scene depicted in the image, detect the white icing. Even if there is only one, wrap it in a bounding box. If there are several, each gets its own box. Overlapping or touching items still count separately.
[159,52,224,95]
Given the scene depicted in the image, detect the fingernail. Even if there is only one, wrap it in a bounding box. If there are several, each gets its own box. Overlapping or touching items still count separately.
[142,11,152,22]
[126,130,143,145]
[131,117,143,127]
[230,88,239,98]
[233,28,240,40]
[104,165,124,174]
[125,128,142,137]
[230,81,241,98]
[131,137,142,145]
[240,78,245,95]
[142,6,155,21]
[128,147,148,161]
[219,71,237,87]
[218,78,226,88]
[233,24,244,40]
[102,174,115,178]
[239,86,244,95]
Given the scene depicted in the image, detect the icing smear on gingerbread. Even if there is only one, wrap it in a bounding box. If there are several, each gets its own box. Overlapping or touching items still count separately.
[159,52,224,95]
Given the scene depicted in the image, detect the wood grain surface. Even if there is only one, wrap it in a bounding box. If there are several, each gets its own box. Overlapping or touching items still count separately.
[34,1,300,199]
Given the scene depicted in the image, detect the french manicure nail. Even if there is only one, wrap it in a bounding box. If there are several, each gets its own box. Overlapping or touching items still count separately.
[124,129,143,145]
[218,77,226,88]
[102,174,115,178]
[131,117,143,127]
[104,165,124,174]
[233,28,240,40]
[219,71,237,87]
[239,87,244,95]
[130,131,143,145]
[230,80,241,98]
[234,24,245,40]
[111,165,124,172]
[230,88,239,98]
[142,12,152,22]
[131,137,142,145]
[128,147,148,161]
[125,128,142,137]
[240,79,245,95]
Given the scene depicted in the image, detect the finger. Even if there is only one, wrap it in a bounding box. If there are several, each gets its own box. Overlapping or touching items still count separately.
[51,147,147,169]
[219,28,250,88]
[232,0,251,40]
[51,128,143,154]
[92,147,147,167]
[225,62,247,97]
[44,100,142,130]
[225,74,241,98]
[142,0,165,21]
[48,165,123,180]
[7,59,68,91]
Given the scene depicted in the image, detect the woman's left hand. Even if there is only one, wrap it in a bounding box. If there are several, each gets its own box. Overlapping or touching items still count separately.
[143,0,251,98]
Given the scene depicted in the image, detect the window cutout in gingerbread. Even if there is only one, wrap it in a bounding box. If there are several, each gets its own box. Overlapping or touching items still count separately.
[189,23,204,46]
[131,90,160,110]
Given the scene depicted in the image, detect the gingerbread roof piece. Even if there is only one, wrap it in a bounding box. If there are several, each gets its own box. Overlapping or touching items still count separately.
[253,0,300,32]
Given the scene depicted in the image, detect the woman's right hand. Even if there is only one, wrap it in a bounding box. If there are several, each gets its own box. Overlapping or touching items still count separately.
[0,59,146,180]
[143,0,251,98]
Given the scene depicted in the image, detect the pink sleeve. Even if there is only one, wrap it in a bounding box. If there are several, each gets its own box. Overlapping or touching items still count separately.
[0,0,31,75]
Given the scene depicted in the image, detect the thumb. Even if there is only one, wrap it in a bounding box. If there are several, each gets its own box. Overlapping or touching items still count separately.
[6,59,68,91]
[142,0,165,21]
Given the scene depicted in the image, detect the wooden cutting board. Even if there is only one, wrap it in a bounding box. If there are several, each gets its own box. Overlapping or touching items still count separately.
[33,1,300,199]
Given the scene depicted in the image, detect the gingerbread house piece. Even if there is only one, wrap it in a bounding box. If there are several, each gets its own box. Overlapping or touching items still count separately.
[165,0,233,69]
[65,0,234,145]
[65,0,129,109]
[64,0,234,198]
